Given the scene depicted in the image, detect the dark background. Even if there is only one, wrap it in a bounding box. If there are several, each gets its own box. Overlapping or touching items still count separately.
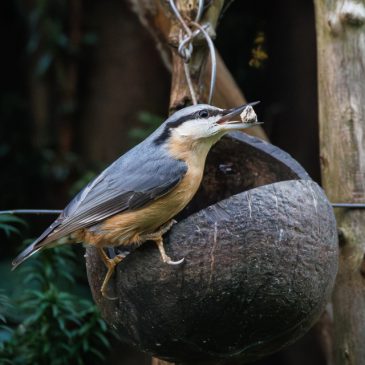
[0,0,324,364]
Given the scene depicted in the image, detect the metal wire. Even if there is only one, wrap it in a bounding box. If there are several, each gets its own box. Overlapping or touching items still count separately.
[332,203,365,209]
[168,0,192,36]
[0,209,62,215]
[1,204,364,218]
[184,62,198,105]
[178,28,200,61]
[169,0,204,29]
[195,0,205,22]
[168,0,216,104]
[191,21,216,104]
[178,30,198,104]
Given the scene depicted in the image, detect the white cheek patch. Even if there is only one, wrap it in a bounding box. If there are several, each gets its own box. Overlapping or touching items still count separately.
[175,120,211,138]
[175,122,197,137]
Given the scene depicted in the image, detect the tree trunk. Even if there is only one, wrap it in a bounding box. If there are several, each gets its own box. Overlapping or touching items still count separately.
[314,0,365,364]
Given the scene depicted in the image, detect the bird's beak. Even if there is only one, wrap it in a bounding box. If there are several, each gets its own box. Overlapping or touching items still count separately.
[217,101,262,130]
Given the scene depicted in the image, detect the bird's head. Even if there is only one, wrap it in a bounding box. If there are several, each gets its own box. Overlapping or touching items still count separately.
[154,102,261,148]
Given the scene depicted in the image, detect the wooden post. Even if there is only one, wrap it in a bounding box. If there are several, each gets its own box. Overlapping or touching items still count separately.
[314,0,365,363]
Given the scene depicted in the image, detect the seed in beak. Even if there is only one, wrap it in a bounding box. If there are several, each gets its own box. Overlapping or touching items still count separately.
[240,105,258,124]
[218,101,260,124]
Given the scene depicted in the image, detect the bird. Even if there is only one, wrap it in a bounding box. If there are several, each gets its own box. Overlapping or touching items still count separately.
[12,102,261,299]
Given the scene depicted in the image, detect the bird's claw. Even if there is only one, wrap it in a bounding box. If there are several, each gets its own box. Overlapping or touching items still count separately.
[165,257,185,265]
[102,292,118,301]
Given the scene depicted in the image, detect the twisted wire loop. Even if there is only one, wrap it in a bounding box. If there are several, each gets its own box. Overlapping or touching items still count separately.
[168,0,216,105]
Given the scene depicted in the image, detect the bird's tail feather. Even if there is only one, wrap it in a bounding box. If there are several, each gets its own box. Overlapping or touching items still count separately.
[11,222,60,270]
[11,241,44,270]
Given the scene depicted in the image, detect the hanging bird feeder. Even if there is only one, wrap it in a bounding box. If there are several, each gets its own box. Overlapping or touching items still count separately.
[85,132,338,363]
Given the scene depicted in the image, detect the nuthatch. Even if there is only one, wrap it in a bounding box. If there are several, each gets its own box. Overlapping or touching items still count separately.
[13,102,261,299]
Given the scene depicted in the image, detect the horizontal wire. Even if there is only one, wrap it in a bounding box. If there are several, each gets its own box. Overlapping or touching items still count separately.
[331,203,365,209]
[0,209,62,215]
[1,203,365,217]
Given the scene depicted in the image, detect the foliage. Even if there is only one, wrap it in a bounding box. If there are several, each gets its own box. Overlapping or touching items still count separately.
[249,31,268,69]
[0,290,13,353]
[0,290,12,324]
[1,287,110,365]
[0,215,27,238]
[0,222,112,365]
[128,111,164,145]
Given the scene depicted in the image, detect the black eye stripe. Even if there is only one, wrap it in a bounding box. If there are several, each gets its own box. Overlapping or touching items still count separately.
[153,115,193,145]
[153,108,221,145]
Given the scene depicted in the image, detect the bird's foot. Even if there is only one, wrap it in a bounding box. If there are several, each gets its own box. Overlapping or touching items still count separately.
[97,248,125,300]
[141,220,184,265]
[142,219,177,242]
[160,219,177,235]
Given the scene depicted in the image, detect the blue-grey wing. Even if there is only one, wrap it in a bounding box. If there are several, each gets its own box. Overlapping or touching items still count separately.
[40,150,188,243]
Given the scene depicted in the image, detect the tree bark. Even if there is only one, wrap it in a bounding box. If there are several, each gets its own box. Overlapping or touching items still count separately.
[314,0,365,364]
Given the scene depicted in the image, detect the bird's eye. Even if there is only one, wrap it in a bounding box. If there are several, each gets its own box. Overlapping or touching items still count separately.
[198,110,209,118]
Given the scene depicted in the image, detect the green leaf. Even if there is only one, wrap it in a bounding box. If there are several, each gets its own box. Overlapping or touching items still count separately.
[97,318,107,332]
[94,332,110,348]
[1,225,114,365]
[89,347,105,361]
[0,215,26,226]
[0,224,20,237]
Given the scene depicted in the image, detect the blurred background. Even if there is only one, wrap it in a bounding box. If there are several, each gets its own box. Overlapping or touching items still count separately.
[0,0,323,364]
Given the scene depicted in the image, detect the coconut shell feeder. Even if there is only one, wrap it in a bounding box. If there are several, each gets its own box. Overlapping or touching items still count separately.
[85,132,338,364]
